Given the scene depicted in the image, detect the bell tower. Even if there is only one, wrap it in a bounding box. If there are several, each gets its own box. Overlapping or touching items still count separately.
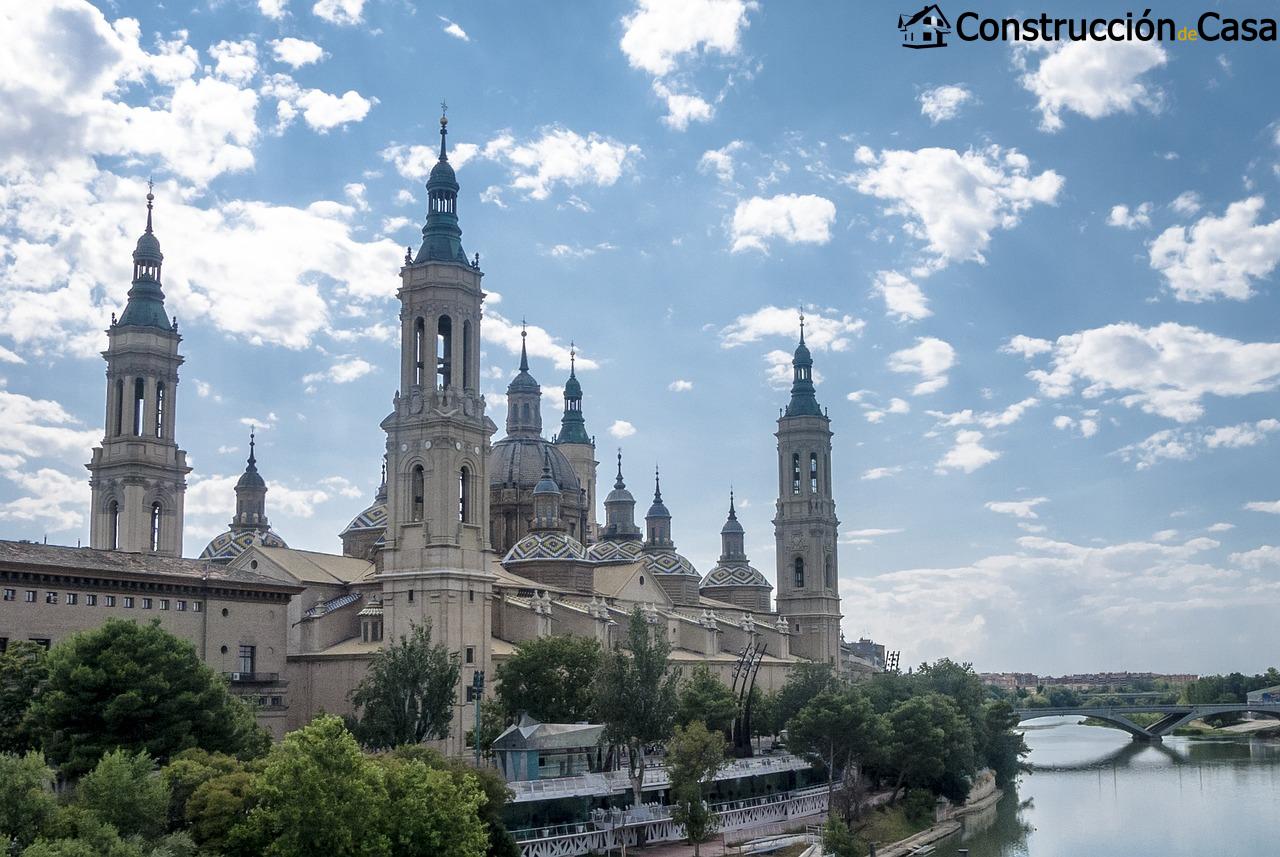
[773,315,842,664]
[87,187,190,556]
[378,109,496,753]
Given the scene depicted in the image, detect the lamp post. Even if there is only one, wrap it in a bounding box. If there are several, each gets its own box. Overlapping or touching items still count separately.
[467,669,486,765]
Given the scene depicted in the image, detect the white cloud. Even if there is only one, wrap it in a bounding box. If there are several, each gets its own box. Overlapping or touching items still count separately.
[1053,414,1099,438]
[873,270,931,321]
[936,430,1000,474]
[209,39,259,85]
[930,398,1038,430]
[439,16,470,41]
[258,0,288,19]
[1018,40,1167,132]
[0,466,89,532]
[1231,545,1280,569]
[0,389,99,461]
[842,527,903,545]
[888,337,955,395]
[1170,191,1201,216]
[652,81,714,131]
[729,194,836,253]
[668,379,693,392]
[1117,419,1280,470]
[699,141,744,183]
[609,420,636,439]
[1245,501,1280,515]
[1205,418,1280,448]
[619,0,755,76]
[1150,197,1280,302]
[482,311,595,373]
[313,0,365,26]
[1018,322,1280,423]
[1001,334,1053,358]
[271,38,326,68]
[852,145,1062,271]
[1207,522,1235,533]
[986,497,1049,519]
[302,356,374,387]
[546,242,616,259]
[275,82,377,132]
[1107,202,1152,229]
[720,306,864,351]
[919,84,973,123]
[445,128,640,202]
[864,397,910,424]
[861,466,901,481]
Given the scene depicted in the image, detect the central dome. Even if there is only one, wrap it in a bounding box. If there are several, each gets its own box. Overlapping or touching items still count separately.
[489,437,581,492]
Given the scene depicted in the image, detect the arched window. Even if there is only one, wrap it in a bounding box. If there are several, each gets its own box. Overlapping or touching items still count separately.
[810,453,819,494]
[791,453,801,495]
[436,315,452,389]
[462,320,472,390]
[132,378,146,436]
[793,557,805,588]
[149,502,162,551]
[108,501,119,550]
[824,555,833,588]
[459,466,471,522]
[410,465,425,522]
[114,379,124,436]
[413,318,426,387]
[155,382,166,439]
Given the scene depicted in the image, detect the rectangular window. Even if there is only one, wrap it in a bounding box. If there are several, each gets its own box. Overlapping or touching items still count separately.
[123,596,134,608]
[468,590,474,602]
[407,589,414,603]
[270,696,282,707]
[45,591,57,604]
[0,638,7,653]
[29,638,51,651]
[86,594,97,606]
[192,602,203,613]
[105,595,116,607]
[25,590,35,603]
[791,453,801,495]
[142,598,152,610]
[65,593,77,605]
[810,452,819,494]
[159,599,169,610]
[238,645,256,675]
[465,646,474,664]
[177,600,186,611]
[2,588,14,601]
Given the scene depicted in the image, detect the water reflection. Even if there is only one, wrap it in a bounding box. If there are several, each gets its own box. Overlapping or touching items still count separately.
[933,718,1280,857]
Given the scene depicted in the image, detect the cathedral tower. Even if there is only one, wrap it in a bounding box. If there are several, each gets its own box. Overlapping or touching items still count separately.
[555,346,597,543]
[87,188,190,556]
[773,316,842,664]
[379,111,495,752]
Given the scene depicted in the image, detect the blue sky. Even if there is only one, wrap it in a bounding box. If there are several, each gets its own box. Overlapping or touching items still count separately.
[2,0,1279,674]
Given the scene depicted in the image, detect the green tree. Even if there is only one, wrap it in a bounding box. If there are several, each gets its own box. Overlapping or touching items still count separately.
[1,641,49,754]
[20,807,148,857]
[185,770,257,856]
[234,715,391,857]
[773,662,833,729]
[77,749,171,840]
[593,608,680,810]
[676,664,738,734]
[494,635,600,723]
[787,687,887,816]
[378,756,487,857]
[387,746,518,857]
[821,817,859,857]
[351,621,460,749]
[981,701,1028,787]
[0,751,57,849]
[26,619,267,776]
[465,703,510,761]
[665,722,726,857]
[161,748,244,831]
[886,693,975,803]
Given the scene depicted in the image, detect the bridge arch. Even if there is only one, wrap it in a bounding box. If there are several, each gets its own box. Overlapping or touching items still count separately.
[1013,703,1280,742]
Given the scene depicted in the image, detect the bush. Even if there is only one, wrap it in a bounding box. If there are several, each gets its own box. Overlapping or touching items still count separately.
[0,751,57,849]
[77,749,171,840]
[903,788,936,825]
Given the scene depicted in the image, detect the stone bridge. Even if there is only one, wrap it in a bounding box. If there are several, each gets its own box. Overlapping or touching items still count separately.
[1015,703,1280,742]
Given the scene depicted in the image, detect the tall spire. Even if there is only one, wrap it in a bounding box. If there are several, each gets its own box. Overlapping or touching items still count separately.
[615,450,625,488]
[644,464,673,548]
[719,488,746,561]
[232,427,269,531]
[557,339,591,445]
[415,104,468,264]
[118,183,171,330]
[505,323,542,438]
[602,448,641,541]
[519,322,529,371]
[785,311,823,418]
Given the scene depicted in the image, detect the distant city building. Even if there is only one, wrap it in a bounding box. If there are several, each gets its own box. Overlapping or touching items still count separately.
[980,671,1198,692]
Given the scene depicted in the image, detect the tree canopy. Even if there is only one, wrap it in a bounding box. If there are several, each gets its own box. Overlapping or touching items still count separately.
[494,635,600,723]
[351,620,460,749]
[665,722,726,857]
[24,619,268,776]
[676,664,738,735]
[0,641,49,755]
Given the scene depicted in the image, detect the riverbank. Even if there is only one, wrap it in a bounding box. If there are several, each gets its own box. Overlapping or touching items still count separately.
[866,773,1002,857]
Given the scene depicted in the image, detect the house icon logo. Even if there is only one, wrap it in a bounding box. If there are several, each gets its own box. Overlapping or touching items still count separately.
[898,4,952,48]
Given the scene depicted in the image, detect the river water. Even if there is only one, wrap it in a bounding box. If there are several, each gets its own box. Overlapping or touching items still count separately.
[933,716,1280,857]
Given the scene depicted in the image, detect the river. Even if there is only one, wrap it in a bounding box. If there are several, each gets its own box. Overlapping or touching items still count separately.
[933,716,1280,856]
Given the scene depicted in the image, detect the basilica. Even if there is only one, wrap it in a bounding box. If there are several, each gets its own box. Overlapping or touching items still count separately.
[0,114,872,751]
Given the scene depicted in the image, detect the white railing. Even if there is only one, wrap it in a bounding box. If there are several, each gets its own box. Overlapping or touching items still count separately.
[516,784,833,857]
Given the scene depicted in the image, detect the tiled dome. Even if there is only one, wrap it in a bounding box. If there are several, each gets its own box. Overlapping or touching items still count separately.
[504,531,587,563]
[643,549,699,577]
[489,437,581,491]
[701,563,771,589]
[341,500,387,536]
[199,528,287,563]
[588,539,644,563]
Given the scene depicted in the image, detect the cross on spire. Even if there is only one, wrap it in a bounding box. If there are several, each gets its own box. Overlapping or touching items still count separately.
[798,309,806,345]
[145,178,155,234]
